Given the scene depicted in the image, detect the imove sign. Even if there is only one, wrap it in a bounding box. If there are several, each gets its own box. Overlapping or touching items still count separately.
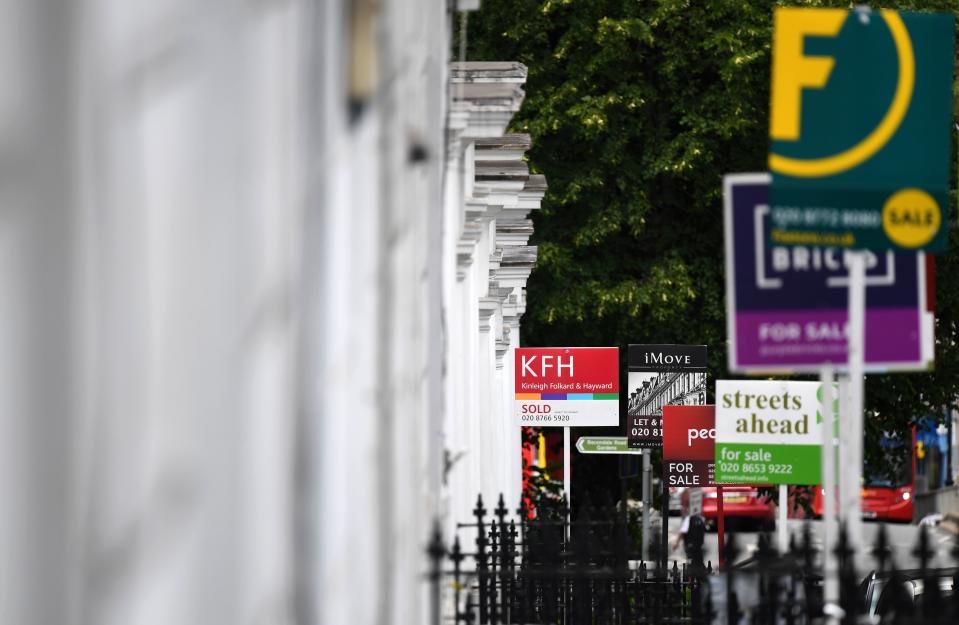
[513,347,619,427]
[662,405,717,487]
[724,174,933,373]
[768,8,955,252]
[627,345,707,449]
[714,380,822,485]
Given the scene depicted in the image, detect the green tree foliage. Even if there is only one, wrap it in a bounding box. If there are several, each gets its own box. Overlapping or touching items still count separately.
[467,0,959,469]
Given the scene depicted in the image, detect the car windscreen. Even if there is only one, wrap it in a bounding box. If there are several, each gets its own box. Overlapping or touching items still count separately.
[864,438,911,488]
[872,576,954,616]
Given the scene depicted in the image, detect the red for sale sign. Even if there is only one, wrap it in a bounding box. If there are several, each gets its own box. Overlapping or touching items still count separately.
[662,405,717,487]
[513,347,619,427]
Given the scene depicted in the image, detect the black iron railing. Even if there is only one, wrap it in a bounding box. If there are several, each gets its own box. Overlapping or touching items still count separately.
[428,493,959,624]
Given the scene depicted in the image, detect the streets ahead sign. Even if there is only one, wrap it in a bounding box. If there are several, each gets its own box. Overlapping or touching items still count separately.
[514,347,619,427]
[768,8,955,252]
[725,174,933,373]
[714,380,823,486]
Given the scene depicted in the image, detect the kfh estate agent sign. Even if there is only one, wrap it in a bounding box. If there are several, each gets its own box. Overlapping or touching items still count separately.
[714,380,823,485]
[513,347,619,427]
[768,8,955,252]
[627,345,707,449]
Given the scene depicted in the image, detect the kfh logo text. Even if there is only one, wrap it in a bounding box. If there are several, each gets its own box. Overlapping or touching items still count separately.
[521,354,573,377]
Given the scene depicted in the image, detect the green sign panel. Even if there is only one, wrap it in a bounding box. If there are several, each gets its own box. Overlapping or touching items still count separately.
[768,8,955,251]
[575,436,643,455]
[714,380,825,485]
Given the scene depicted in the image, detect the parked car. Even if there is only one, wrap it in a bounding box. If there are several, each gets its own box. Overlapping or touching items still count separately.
[860,568,956,619]
[918,513,943,528]
[701,486,775,530]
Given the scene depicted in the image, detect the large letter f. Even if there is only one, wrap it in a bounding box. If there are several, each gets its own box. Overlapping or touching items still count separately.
[770,8,846,141]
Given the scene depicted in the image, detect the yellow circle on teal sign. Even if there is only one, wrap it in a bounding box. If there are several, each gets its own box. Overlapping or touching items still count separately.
[881,188,940,248]
[769,10,915,178]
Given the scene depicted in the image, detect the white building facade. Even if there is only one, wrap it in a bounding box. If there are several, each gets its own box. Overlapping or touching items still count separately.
[0,1,542,625]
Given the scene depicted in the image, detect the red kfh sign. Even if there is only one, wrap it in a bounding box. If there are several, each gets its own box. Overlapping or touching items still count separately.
[662,405,717,487]
[513,347,619,427]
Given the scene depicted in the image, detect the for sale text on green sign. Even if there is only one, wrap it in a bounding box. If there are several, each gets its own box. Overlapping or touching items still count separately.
[768,8,955,252]
[714,380,824,485]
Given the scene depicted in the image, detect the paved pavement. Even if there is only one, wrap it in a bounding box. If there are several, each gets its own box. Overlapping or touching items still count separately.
[662,515,958,572]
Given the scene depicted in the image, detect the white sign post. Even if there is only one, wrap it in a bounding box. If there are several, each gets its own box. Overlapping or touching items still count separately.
[845,253,867,552]
[820,364,838,620]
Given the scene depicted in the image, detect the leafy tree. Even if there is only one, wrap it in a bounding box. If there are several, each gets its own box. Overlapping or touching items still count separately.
[467,0,959,498]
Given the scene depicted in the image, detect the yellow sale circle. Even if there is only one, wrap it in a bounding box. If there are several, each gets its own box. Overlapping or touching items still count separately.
[881,188,940,248]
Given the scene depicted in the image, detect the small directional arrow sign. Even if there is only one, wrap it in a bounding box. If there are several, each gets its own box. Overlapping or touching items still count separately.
[575,436,645,454]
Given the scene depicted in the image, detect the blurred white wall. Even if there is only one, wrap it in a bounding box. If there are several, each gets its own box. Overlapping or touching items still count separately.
[0,1,543,625]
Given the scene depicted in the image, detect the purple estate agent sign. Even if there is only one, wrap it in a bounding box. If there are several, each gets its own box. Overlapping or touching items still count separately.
[724,173,934,374]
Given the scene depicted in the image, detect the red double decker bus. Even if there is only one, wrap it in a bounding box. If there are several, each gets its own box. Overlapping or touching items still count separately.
[799,431,916,523]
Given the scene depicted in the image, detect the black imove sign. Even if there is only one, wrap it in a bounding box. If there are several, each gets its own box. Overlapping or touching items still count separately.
[627,344,708,449]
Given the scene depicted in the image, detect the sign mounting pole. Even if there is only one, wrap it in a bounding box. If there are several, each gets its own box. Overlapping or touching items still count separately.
[821,363,838,622]
[661,477,669,570]
[846,252,866,551]
[778,483,788,553]
[564,426,571,513]
[642,450,650,562]
[837,376,851,532]
[717,486,725,570]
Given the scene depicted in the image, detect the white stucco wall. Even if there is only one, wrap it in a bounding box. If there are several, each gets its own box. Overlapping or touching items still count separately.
[0,2,542,625]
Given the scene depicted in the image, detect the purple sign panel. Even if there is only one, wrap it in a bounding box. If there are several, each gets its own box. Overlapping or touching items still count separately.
[724,174,933,373]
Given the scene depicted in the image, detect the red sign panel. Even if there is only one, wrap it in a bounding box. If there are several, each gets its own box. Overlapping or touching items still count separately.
[662,405,717,487]
[514,347,619,394]
[513,347,619,427]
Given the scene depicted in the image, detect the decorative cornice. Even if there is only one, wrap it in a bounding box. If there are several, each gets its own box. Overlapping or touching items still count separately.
[478,297,499,332]
[450,62,528,84]
[457,0,482,11]
[473,134,531,162]
[495,221,534,247]
[500,245,538,269]
[450,63,527,138]
[488,248,503,274]
[495,324,512,368]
